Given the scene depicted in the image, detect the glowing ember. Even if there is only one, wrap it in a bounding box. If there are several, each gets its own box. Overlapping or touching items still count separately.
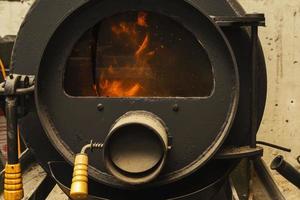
[137,12,148,27]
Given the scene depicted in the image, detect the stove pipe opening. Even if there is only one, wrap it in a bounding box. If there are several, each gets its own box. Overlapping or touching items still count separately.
[103,111,169,185]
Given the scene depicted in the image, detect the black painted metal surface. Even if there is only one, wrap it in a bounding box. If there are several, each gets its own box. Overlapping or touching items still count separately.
[49,161,235,200]
[36,1,239,188]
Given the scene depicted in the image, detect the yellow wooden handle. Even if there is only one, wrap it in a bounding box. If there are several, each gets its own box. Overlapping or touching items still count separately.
[70,154,89,200]
[4,163,24,200]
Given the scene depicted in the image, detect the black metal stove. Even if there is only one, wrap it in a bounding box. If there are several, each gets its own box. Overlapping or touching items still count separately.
[2,0,297,200]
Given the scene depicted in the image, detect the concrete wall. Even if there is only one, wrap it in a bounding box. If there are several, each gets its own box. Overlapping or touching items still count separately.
[0,0,34,37]
[0,0,299,199]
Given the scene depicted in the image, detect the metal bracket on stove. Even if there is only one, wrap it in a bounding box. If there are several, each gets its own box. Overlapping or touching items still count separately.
[211,13,266,154]
[210,13,265,27]
[215,146,263,160]
[214,13,265,149]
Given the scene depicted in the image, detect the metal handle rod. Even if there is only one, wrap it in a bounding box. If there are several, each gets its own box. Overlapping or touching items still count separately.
[256,141,291,152]
[5,96,19,164]
[0,82,35,94]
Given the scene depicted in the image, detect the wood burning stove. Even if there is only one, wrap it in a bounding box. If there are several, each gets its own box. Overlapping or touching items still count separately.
[1,0,272,199]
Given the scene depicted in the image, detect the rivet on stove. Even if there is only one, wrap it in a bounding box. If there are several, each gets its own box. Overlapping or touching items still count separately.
[97,103,104,111]
[172,104,179,112]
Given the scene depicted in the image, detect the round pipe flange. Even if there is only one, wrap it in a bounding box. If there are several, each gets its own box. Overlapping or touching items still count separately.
[103,111,169,185]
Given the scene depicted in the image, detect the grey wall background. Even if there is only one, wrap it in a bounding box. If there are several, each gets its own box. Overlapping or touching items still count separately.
[0,0,33,37]
[0,0,299,199]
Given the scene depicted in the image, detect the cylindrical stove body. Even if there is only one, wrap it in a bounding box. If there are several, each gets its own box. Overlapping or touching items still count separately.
[11,0,267,199]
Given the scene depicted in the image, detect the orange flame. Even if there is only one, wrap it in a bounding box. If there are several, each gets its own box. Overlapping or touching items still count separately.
[100,80,141,97]
[111,22,137,36]
[99,12,153,97]
[137,12,148,27]
[135,34,149,58]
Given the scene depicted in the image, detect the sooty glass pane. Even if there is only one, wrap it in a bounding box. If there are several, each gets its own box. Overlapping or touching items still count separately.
[65,11,214,97]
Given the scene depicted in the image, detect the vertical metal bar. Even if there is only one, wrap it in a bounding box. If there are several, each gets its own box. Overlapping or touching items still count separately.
[250,26,258,148]
[6,96,19,164]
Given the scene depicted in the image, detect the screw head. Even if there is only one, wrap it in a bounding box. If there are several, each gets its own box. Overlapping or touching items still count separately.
[97,103,104,111]
[172,104,179,112]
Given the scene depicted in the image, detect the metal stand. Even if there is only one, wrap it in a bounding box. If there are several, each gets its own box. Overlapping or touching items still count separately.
[0,74,35,199]
[0,75,35,164]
